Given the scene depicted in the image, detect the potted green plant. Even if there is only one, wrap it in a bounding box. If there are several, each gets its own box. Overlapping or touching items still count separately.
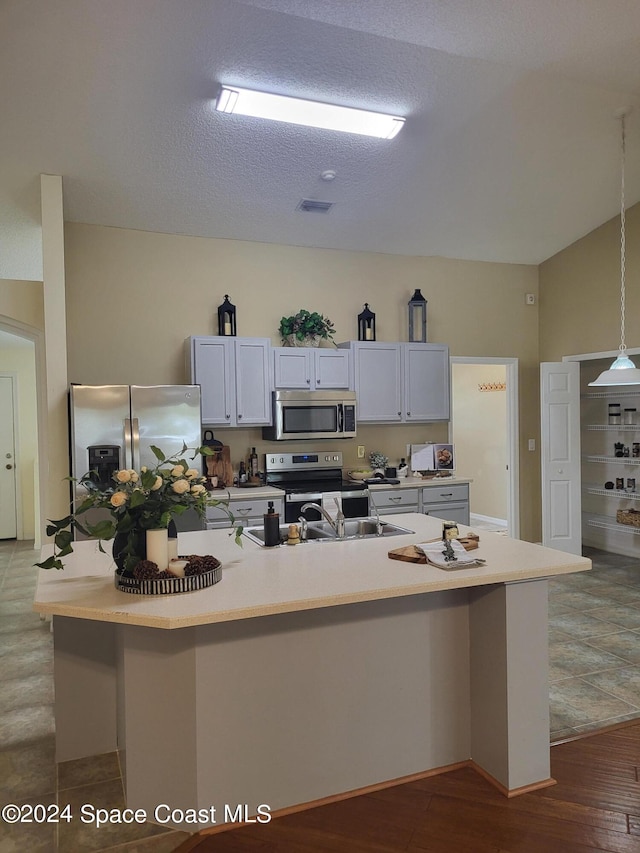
[279,309,336,347]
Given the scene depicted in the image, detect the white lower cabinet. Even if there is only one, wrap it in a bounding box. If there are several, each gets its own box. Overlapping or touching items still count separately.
[187,336,272,427]
[205,496,284,530]
[421,483,470,525]
[370,488,420,516]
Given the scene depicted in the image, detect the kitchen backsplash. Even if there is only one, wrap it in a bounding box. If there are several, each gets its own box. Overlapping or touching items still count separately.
[212,423,449,478]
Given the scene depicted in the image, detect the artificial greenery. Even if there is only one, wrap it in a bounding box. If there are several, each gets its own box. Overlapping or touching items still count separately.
[36,444,243,573]
[369,451,389,471]
[279,309,336,344]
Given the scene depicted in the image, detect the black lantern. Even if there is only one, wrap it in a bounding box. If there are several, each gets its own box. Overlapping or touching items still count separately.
[408,289,427,342]
[217,295,236,336]
[358,303,376,341]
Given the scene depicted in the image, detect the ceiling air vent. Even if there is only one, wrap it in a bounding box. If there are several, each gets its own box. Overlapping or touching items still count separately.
[297,199,334,213]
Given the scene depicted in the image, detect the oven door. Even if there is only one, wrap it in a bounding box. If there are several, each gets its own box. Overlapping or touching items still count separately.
[285,490,369,523]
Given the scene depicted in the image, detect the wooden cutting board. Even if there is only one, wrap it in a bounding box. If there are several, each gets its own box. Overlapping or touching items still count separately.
[389,535,479,564]
[206,445,234,488]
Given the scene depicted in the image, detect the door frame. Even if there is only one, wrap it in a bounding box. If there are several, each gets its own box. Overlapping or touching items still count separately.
[449,356,520,538]
[0,316,47,548]
[0,373,21,538]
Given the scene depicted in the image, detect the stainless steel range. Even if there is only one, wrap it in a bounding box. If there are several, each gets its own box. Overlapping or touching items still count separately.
[265,451,369,523]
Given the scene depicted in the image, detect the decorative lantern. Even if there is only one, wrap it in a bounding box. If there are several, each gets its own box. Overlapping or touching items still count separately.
[217,295,236,337]
[358,303,376,341]
[408,289,427,342]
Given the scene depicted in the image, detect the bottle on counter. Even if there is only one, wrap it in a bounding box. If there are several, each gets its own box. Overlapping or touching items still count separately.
[249,446,259,478]
[263,501,280,547]
[397,458,408,478]
[239,461,247,484]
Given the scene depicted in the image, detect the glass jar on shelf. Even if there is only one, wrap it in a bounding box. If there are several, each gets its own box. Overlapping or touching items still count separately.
[624,407,637,425]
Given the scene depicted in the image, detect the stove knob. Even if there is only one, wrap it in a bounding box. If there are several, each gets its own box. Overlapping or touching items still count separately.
[333,455,339,461]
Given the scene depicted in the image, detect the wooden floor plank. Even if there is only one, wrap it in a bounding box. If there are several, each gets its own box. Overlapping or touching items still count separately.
[181,721,640,853]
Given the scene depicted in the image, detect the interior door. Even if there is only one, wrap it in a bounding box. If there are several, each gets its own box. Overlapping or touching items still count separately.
[540,361,581,554]
[0,376,17,539]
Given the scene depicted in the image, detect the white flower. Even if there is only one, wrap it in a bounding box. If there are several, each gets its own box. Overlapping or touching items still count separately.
[110,491,128,507]
[151,476,163,491]
[185,468,200,480]
[190,483,206,495]
[171,465,184,478]
[172,479,190,495]
[115,469,131,483]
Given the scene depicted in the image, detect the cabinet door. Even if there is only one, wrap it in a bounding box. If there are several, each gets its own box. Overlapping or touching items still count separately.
[273,348,312,389]
[314,349,350,389]
[190,338,234,426]
[404,344,450,421]
[235,338,272,426]
[353,343,402,422]
[422,501,469,525]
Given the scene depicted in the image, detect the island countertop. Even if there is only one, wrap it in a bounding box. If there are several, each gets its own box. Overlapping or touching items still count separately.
[33,514,590,630]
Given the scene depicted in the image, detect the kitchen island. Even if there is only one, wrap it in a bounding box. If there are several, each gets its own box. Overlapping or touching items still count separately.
[34,515,589,829]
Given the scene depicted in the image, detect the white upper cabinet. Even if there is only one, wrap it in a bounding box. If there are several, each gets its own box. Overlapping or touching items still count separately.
[187,337,272,427]
[339,341,450,423]
[404,343,450,422]
[273,347,350,390]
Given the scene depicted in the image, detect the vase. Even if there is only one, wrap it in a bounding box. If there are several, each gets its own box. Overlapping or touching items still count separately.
[285,334,320,348]
[112,528,146,572]
[146,528,169,571]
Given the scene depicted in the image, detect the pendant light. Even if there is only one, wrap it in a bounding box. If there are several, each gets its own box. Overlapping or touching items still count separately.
[590,113,640,386]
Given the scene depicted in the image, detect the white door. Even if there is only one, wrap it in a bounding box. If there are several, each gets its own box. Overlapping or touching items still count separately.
[0,376,17,539]
[541,361,581,554]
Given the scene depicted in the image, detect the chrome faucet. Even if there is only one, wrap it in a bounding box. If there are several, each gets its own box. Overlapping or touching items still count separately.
[366,488,384,535]
[300,501,345,538]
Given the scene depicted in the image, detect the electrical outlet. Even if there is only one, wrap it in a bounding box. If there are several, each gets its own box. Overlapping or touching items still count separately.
[525,293,536,305]
[528,439,536,451]
[357,445,365,459]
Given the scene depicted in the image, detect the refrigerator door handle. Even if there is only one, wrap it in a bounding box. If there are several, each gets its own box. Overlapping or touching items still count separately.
[131,417,140,471]
[123,418,133,469]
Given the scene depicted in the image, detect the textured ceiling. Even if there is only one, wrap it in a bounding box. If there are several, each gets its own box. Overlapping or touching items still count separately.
[2,0,640,266]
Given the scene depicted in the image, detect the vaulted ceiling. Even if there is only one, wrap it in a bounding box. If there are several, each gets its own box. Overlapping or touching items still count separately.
[3,0,640,266]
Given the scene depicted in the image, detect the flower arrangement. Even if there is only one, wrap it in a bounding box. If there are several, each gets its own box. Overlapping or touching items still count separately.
[278,309,336,345]
[36,444,243,573]
[369,451,389,472]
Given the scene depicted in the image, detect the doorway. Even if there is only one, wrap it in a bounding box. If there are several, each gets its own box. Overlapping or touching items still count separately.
[0,375,18,538]
[449,357,519,538]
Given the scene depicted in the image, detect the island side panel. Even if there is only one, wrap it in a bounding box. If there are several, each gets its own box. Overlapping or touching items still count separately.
[52,616,118,762]
[469,579,551,792]
[193,591,471,820]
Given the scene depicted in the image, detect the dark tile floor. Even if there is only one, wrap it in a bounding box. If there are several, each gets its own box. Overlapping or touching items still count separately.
[3,538,639,848]
[549,545,640,740]
[0,539,189,852]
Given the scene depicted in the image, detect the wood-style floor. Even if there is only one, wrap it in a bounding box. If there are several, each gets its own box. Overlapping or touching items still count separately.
[179,721,640,853]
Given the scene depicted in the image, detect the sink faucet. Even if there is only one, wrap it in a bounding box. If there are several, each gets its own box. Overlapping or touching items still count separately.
[300,502,345,538]
[366,488,384,535]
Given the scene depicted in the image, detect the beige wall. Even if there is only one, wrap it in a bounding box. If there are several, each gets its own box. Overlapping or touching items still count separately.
[0,279,44,330]
[539,203,640,361]
[64,223,541,540]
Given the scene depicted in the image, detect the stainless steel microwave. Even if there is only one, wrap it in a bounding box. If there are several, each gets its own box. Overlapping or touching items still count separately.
[262,391,357,441]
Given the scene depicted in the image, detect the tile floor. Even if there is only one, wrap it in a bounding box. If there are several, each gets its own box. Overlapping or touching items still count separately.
[549,545,640,740]
[0,539,189,853]
[3,538,640,849]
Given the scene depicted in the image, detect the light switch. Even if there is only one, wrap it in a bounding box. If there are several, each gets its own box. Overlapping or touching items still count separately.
[357,445,365,459]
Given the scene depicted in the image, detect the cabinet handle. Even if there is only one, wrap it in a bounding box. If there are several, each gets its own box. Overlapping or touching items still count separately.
[238,414,243,419]
[407,412,411,417]
[237,508,252,515]
[226,414,231,419]
[398,411,402,416]
[439,493,453,498]
[388,496,402,502]
[307,378,311,383]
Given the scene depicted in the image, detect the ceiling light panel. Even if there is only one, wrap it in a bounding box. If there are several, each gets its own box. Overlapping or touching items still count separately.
[215,85,405,139]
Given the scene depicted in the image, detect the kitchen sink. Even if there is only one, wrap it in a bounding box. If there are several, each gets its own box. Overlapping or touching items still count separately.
[243,518,414,546]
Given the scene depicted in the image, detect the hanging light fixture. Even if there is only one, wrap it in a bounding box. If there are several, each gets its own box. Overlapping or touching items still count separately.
[590,113,640,386]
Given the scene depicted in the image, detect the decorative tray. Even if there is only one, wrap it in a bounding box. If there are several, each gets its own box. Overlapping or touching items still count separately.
[114,557,222,595]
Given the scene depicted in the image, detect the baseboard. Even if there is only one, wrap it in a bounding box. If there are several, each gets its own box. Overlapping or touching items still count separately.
[469,761,556,797]
[470,512,507,526]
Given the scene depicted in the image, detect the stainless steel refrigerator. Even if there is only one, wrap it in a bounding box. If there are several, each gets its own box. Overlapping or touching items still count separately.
[69,384,203,536]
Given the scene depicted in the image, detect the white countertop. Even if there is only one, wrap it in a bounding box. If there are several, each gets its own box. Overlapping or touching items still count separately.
[367,476,471,490]
[211,485,284,500]
[34,513,589,630]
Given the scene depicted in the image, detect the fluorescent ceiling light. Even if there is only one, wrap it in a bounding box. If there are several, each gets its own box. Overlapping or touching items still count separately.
[215,85,405,139]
